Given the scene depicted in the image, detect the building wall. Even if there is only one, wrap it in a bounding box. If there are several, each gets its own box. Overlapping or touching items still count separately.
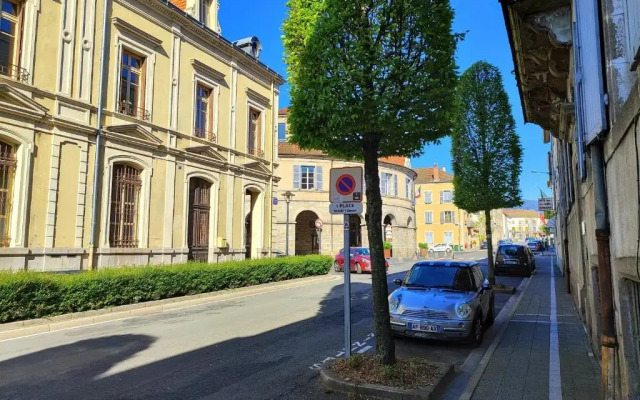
[273,155,417,259]
[0,0,282,271]
[415,182,469,249]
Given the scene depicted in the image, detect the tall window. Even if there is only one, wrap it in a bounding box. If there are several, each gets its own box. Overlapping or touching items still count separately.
[118,51,149,120]
[0,140,15,246]
[200,0,211,25]
[381,173,397,196]
[444,231,454,245]
[109,164,141,248]
[440,190,453,203]
[278,123,286,142]
[195,84,214,141]
[248,108,263,157]
[301,166,315,190]
[424,211,433,225]
[405,178,411,199]
[425,232,434,245]
[424,190,432,204]
[0,0,24,81]
[441,211,455,224]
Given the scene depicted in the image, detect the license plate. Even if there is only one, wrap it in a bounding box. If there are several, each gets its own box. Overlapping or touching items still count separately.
[408,323,439,333]
[505,260,518,265]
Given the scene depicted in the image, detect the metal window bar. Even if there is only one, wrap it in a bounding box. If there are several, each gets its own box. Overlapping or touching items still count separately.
[193,127,217,143]
[0,64,29,83]
[109,165,141,248]
[0,142,15,247]
[247,146,264,158]
[117,100,150,121]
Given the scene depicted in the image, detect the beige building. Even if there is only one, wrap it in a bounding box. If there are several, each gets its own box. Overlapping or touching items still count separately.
[275,110,417,258]
[0,0,283,271]
[414,166,470,250]
[501,209,543,242]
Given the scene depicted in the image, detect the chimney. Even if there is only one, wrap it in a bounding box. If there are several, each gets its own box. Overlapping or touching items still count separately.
[442,167,446,172]
[433,163,440,182]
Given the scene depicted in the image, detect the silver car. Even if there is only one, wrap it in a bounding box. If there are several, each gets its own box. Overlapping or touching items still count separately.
[389,261,494,345]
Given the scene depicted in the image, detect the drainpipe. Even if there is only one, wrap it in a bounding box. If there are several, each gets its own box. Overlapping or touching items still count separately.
[591,142,617,399]
[88,0,111,269]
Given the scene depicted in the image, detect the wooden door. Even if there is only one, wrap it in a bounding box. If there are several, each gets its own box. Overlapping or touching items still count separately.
[188,178,211,262]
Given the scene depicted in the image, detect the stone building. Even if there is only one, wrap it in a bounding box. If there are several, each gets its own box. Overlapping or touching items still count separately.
[501,209,544,241]
[0,0,283,270]
[501,0,640,396]
[274,110,417,258]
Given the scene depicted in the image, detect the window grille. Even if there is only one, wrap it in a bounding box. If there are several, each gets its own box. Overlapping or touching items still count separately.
[109,164,141,248]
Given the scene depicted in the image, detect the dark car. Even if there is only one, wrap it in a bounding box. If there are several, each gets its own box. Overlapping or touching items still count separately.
[495,244,535,277]
[527,240,543,252]
[480,241,487,249]
[334,247,389,274]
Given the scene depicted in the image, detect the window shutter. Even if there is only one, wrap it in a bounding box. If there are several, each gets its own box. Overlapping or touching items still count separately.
[393,175,398,197]
[440,211,444,224]
[453,212,456,225]
[316,166,323,190]
[626,0,640,69]
[440,191,444,204]
[293,165,301,189]
[574,1,607,147]
[424,212,428,225]
[424,191,428,204]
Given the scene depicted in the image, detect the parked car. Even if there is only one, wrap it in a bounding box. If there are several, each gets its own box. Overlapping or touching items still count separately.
[497,239,512,246]
[388,261,494,346]
[495,243,536,277]
[428,243,452,253]
[333,247,389,274]
[527,240,543,252]
[480,241,487,249]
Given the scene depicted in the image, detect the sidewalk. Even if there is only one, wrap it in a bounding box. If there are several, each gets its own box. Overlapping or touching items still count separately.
[468,254,600,400]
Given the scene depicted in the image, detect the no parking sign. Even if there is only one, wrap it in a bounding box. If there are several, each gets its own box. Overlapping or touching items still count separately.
[329,167,363,204]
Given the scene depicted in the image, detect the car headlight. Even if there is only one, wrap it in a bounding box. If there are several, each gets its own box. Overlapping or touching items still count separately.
[456,303,472,319]
[361,258,369,264]
[389,296,400,313]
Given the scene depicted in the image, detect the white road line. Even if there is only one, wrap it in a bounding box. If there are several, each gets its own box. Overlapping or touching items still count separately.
[357,345,372,354]
[549,256,563,400]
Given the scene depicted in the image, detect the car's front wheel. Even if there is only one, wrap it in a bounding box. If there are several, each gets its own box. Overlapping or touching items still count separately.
[469,314,484,346]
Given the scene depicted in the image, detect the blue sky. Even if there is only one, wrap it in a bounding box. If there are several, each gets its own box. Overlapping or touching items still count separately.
[219,0,550,201]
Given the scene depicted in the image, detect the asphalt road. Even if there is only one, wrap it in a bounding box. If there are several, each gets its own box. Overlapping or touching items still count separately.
[0,251,523,400]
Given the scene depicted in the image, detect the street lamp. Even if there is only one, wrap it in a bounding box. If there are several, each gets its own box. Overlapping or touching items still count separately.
[531,170,548,174]
[283,191,294,255]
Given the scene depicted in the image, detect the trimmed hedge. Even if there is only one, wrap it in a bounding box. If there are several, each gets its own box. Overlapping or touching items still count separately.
[0,255,332,323]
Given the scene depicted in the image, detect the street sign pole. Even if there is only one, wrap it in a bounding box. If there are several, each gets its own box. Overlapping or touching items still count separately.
[343,214,351,358]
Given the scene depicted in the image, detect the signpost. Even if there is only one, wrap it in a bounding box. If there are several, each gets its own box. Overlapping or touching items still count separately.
[538,197,553,211]
[329,167,363,358]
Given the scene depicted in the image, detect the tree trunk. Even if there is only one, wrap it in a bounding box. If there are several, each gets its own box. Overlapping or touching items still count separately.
[485,209,495,285]
[363,142,395,365]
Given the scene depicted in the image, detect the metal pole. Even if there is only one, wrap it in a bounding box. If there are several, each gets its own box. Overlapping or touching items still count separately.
[285,200,290,256]
[343,214,351,358]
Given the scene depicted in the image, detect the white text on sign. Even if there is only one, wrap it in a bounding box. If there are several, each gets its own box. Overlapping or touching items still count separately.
[329,202,364,215]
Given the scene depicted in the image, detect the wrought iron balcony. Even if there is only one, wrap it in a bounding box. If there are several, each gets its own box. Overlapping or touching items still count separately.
[194,127,217,143]
[247,146,265,158]
[117,100,151,121]
[0,64,29,83]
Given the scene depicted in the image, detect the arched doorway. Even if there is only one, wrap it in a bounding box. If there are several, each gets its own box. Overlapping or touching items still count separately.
[383,214,395,243]
[295,210,319,255]
[244,187,263,259]
[188,178,212,262]
[349,214,362,247]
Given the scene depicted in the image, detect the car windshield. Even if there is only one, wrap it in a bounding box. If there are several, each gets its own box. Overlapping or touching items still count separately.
[355,248,370,256]
[404,265,473,291]
[500,245,524,256]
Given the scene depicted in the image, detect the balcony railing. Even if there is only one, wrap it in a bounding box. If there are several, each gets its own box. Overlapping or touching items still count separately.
[117,100,151,121]
[194,127,217,143]
[0,64,29,83]
[247,146,264,158]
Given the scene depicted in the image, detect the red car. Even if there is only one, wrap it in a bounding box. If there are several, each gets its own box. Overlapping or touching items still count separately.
[333,247,389,274]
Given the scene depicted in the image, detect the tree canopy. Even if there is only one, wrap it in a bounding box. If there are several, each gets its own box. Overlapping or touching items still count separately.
[283,0,461,159]
[452,61,523,213]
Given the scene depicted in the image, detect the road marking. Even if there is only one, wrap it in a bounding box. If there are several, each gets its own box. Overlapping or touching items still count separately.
[510,320,580,325]
[309,332,374,370]
[549,256,563,400]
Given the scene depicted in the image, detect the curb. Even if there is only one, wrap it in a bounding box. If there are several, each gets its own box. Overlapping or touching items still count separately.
[458,273,534,400]
[493,285,516,295]
[0,274,339,342]
[319,362,454,400]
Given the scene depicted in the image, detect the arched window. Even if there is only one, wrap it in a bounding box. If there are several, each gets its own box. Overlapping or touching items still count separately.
[109,164,142,248]
[0,140,15,246]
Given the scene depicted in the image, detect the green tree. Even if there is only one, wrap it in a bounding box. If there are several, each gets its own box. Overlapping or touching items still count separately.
[283,0,460,364]
[452,61,522,285]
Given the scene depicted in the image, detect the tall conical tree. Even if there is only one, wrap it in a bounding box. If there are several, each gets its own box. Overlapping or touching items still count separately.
[283,0,460,364]
[452,61,522,285]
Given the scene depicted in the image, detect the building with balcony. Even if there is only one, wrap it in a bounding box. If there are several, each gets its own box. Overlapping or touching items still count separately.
[0,0,283,270]
[274,109,417,259]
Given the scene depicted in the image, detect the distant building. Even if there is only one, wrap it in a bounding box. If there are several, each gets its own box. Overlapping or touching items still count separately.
[414,166,470,250]
[501,210,543,242]
[274,109,417,259]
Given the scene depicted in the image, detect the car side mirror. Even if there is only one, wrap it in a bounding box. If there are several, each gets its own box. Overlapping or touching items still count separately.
[482,279,492,291]
[393,278,403,286]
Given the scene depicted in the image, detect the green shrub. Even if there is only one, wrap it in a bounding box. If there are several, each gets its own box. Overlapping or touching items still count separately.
[0,255,332,323]
[383,241,393,250]
[418,243,428,249]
